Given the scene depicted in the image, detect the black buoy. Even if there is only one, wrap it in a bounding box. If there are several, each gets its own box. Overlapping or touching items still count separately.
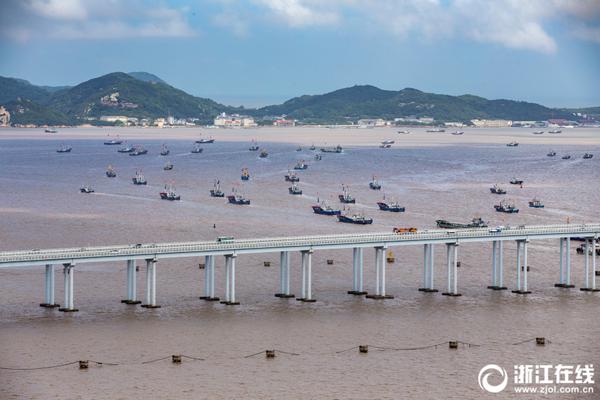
[265,350,275,359]
[264,261,271,267]
[327,259,334,265]
[79,360,89,369]
[536,337,546,346]
[359,345,368,354]
[199,263,205,269]
[448,341,458,349]
[172,355,182,364]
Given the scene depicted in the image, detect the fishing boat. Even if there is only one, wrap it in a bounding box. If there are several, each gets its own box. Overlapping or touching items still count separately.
[44,128,57,133]
[381,140,395,145]
[337,212,373,225]
[132,170,147,185]
[249,140,259,151]
[118,143,134,153]
[576,243,600,256]
[397,130,410,134]
[163,161,173,170]
[436,217,487,229]
[490,184,507,194]
[259,149,268,158]
[451,131,464,135]
[80,186,94,193]
[129,146,148,156]
[296,146,302,152]
[426,128,445,133]
[321,145,343,153]
[562,154,571,160]
[241,168,250,181]
[191,145,203,154]
[509,177,524,185]
[288,182,302,195]
[311,201,341,216]
[494,200,519,213]
[528,198,544,208]
[285,170,299,182]
[294,160,308,170]
[338,185,355,203]
[369,176,381,190]
[195,137,215,144]
[532,131,544,135]
[160,144,170,156]
[547,150,556,157]
[377,200,405,212]
[227,190,250,205]
[210,179,225,197]
[506,141,519,147]
[56,144,72,153]
[104,136,123,145]
[380,143,392,148]
[309,144,316,150]
[314,154,322,161]
[106,165,117,178]
[583,153,593,159]
[159,185,181,201]
[548,129,562,134]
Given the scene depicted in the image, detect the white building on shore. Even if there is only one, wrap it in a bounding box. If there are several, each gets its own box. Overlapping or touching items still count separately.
[470,119,512,128]
[214,113,257,128]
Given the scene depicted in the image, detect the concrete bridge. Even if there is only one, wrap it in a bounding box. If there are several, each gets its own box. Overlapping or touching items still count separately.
[0,224,598,311]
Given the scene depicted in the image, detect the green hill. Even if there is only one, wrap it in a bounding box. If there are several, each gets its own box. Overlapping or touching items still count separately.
[0,76,53,104]
[127,72,166,84]
[255,85,572,123]
[4,98,72,126]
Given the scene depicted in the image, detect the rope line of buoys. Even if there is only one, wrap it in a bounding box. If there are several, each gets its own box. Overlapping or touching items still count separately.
[0,337,549,371]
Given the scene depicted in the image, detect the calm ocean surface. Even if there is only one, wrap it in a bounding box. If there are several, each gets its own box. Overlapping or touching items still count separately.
[0,128,599,399]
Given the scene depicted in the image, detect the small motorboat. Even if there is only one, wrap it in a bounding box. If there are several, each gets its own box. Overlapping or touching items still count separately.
[451,131,464,135]
[547,150,556,157]
[296,146,302,152]
[132,170,147,185]
[548,129,562,134]
[285,170,299,182]
[129,146,148,156]
[160,144,170,156]
[294,160,308,170]
[160,185,181,201]
[56,144,72,153]
[80,186,94,193]
[118,143,134,153]
[490,184,507,194]
[562,155,571,160]
[426,128,445,133]
[210,179,225,197]
[195,137,215,144]
[369,176,381,190]
[241,168,250,181]
[309,144,316,150]
[509,177,524,185]
[529,198,544,208]
[163,161,173,171]
[397,130,410,134]
[106,165,117,178]
[532,131,544,135]
[506,141,519,147]
[104,136,123,145]
[249,140,259,151]
[288,182,302,195]
[191,145,203,154]
[45,128,58,133]
[259,149,268,158]
[583,153,593,159]
[314,154,322,161]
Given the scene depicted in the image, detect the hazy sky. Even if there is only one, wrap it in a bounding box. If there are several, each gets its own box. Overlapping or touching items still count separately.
[1,0,600,108]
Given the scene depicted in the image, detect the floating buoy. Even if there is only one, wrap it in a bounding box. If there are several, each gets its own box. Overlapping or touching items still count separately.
[536,337,545,346]
[79,360,89,369]
[135,266,139,272]
[521,266,531,271]
[596,271,600,277]
[199,263,205,269]
[263,261,271,267]
[456,261,461,268]
[359,345,368,354]
[265,350,275,359]
[327,259,334,265]
[172,355,182,364]
[386,250,395,263]
[448,341,458,349]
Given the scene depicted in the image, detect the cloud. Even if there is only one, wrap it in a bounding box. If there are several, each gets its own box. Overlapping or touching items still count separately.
[252,0,340,27]
[1,0,196,41]
[573,24,600,43]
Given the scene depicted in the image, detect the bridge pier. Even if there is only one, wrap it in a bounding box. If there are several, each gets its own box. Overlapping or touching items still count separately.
[512,240,531,294]
[367,246,393,299]
[141,258,160,308]
[201,255,219,301]
[555,238,575,288]
[275,251,294,298]
[40,264,60,308]
[442,243,461,296]
[488,241,507,290]
[297,250,315,302]
[581,238,600,292]
[221,254,239,305]
[122,260,140,304]
[419,244,437,292]
[348,247,367,295]
[59,263,78,312]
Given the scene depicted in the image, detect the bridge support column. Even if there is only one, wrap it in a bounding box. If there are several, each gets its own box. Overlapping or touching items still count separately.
[348,248,367,295]
[141,259,160,308]
[367,246,393,299]
[419,244,429,291]
[59,263,78,312]
[581,238,600,292]
[221,254,239,305]
[276,251,294,298]
[512,240,531,294]
[442,243,461,296]
[201,256,219,301]
[298,250,315,302]
[122,260,140,304]
[555,238,575,288]
[427,244,437,292]
[40,264,59,308]
[488,241,507,290]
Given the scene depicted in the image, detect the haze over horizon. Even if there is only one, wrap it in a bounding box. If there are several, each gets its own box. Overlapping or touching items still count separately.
[1,0,600,108]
